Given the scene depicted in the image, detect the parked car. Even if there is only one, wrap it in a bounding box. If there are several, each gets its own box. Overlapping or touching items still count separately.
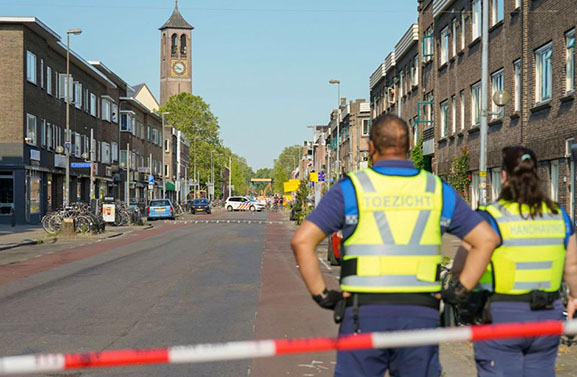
[225,196,264,212]
[191,198,211,214]
[327,231,342,266]
[147,199,175,220]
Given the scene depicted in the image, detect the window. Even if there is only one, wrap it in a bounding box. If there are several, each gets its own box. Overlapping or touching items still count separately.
[40,119,46,148]
[451,95,456,134]
[26,114,37,145]
[491,69,504,119]
[411,55,419,86]
[120,150,127,166]
[471,82,481,126]
[515,0,521,9]
[101,98,111,121]
[566,30,575,93]
[26,51,37,84]
[83,88,89,112]
[58,73,72,100]
[551,160,559,201]
[74,82,82,109]
[440,100,449,138]
[46,123,53,150]
[40,59,44,89]
[180,34,187,56]
[512,59,522,112]
[472,0,481,40]
[171,34,178,56]
[111,103,118,123]
[460,10,466,50]
[90,93,97,116]
[74,132,81,157]
[164,164,169,177]
[362,119,370,136]
[423,27,434,62]
[451,19,457,58]
[460,90,465,130]
[46,66,53,95]
[101,142,111,164]
[491,0,504,26]
[111,142,118,162]
[82,135,88,156]
[147,126,151,141]
[535,42,553,103]
[121,113,131,131]
[440,27,449,65]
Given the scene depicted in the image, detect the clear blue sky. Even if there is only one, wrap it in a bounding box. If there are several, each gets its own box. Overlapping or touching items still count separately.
[3,0,418,170]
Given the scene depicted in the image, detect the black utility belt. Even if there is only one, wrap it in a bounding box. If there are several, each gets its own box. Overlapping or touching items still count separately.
[491,291,559,311]
[345,293,440,310]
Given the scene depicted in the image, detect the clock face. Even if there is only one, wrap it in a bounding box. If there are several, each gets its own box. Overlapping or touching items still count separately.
[172,61,186,76]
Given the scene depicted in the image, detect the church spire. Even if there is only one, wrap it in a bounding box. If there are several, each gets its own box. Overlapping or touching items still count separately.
[159,0,194,30]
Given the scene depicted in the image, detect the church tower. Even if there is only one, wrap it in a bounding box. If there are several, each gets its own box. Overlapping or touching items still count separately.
[159,0,194,106]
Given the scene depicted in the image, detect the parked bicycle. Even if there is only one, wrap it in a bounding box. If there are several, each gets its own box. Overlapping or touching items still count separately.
[41,203,105,234]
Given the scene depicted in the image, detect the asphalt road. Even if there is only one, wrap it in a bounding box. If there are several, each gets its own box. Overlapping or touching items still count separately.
[0,211,271,377]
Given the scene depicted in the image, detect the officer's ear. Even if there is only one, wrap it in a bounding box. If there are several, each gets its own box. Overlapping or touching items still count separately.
[369,140,376,157]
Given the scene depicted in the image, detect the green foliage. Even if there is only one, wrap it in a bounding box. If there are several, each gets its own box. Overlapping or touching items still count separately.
[273,145,301,193]
[294,179,311,224]
[254,168,273,178]
[160,93,254,196]
[447,147,472,201]
[410,137,426,170]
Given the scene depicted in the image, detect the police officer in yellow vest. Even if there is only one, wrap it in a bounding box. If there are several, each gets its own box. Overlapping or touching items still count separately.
[452,146,577,377]
[292,114,499,377]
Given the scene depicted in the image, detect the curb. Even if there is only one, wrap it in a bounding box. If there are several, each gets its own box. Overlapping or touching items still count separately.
[0,239,42,252]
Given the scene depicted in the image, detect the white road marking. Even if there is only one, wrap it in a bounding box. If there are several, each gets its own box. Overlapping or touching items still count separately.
[318,257,332,271]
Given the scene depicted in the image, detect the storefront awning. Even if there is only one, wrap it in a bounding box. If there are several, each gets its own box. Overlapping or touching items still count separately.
[166,181,175,191]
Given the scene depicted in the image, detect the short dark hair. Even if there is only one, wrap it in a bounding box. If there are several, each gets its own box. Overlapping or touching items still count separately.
[369,114,410,155]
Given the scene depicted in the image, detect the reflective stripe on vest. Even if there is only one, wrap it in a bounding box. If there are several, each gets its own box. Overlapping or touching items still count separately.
[341,168,443,293]
[478,201,566,294]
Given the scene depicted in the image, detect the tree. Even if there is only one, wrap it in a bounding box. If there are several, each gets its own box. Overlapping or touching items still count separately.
[447,147,472,202]
[294,178,311,224]
[272,145,301,193]
[410,137,426,170]
[160,93,223,192]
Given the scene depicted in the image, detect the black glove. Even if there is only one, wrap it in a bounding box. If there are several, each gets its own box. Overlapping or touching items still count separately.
[441,278,472,307]
[312,288,343,310]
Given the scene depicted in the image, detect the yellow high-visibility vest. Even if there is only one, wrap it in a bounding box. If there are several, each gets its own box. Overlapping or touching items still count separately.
[341,168,443,293]
[478,200,566,294]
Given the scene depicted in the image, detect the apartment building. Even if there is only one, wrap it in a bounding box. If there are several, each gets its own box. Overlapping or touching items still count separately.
[0,17,121,224]
[0,17,179,224]
[369,0,577,214]
[325,98,371,179]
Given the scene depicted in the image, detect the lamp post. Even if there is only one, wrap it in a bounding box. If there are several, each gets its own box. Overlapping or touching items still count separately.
[64,28,82,206]
[329,80,340,180]
[161,112,170,199]
[125,143,130,203]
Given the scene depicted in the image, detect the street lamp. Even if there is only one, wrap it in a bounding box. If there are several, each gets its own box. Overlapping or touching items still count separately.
[161,112,170,199]
[329,79,340,182]
[64,28,82,206]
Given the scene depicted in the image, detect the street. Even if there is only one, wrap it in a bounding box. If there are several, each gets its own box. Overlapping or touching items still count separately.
[1,211,577,376]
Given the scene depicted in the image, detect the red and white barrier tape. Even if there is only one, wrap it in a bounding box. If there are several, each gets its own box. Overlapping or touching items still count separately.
[1,319,576,375]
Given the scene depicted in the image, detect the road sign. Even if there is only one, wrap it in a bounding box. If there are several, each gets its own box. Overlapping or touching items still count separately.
[309,172,318,182]
[148,175,155,185]
[71,162,91,168]
[318,172,325,182]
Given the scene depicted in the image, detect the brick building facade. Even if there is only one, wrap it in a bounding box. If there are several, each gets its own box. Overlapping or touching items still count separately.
[369,0,577,215]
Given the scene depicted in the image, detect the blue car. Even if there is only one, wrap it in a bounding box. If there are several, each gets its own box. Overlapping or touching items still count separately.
[147,199,175,220]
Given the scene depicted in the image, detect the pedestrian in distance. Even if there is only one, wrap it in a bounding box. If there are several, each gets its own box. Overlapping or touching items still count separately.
[451,146,577,377]
[291,114,499,377]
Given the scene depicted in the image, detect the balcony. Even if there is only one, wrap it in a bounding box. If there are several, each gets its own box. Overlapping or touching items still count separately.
[394,24,419,60]
[433,0,456,19]
[370,63,386,89]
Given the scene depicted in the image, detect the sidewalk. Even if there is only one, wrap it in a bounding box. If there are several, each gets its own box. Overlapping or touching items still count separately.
[0,222,152,252]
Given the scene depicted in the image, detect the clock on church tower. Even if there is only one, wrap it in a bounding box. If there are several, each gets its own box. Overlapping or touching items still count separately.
[159,0,194,106]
